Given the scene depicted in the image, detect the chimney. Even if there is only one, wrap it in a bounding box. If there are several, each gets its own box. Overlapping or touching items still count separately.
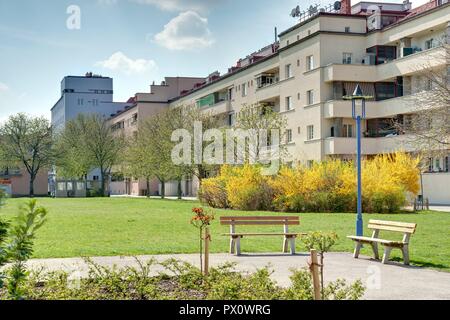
[340,0,351,15]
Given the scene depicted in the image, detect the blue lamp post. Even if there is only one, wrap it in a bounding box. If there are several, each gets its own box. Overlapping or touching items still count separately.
[344,84,372,237]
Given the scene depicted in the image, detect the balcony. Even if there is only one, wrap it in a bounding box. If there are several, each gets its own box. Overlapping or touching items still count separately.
[324,95,417,119]
[200,99,231,115]
[323,46,446,83]
[324,135,414,155]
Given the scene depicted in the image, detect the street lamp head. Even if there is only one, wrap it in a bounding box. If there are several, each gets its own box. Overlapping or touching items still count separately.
[352,84,364,99]
[342,84,373,101]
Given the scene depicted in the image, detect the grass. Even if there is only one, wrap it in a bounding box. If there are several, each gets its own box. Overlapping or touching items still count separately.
[0,197,449,272]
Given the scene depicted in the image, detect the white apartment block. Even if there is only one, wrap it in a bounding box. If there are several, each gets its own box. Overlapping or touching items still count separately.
[51,73,130,131]
[110,0,450,204]
[51,73,131,185]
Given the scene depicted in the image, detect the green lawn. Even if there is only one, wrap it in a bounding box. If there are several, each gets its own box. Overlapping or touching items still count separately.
[1,197,449,271]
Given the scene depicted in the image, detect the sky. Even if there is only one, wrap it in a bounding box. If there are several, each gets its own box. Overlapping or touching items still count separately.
[0,0,431,122]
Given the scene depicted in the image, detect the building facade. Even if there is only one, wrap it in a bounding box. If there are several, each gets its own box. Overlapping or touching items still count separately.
[109,77,205,196]
[0,167,48,197]
[51,73,130,131]
[107,0,450,204]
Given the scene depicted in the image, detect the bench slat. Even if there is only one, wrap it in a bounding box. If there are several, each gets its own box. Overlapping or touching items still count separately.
[368,219,417,229]
[368,224,416,234]
[347,236,406,246]
[221,221,300,225]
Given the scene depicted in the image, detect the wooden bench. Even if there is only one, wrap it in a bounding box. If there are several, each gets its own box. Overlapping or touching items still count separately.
[220,216,304,255]
[347,219,417,265]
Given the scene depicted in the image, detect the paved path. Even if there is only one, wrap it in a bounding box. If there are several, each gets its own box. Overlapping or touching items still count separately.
[25,252,450,300]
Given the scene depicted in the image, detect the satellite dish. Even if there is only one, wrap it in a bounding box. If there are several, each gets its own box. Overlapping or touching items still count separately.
[334,1,342,11]
[291,8,297,17]
[308,5,318,16]
[295,5,300,15]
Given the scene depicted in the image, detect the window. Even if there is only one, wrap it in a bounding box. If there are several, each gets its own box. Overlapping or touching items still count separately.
[77,98,84,106]
[445,156,449,172]
[242,83,247,97]
[286,129,293,143]
[425,79,433,91]
[297,59,300,67]
[342,52,352,64]
[306,90,314,105]
[307,125,314,140]
[425,39,434,50]
[286,96,292,111]
[306,55,314,71]
[297,35,300,41]
[228,113,235,126]
[285,64,292,78]
[297,126,301,134]
[93,176,99,181]
[435,158,441,171]
[343,124,353,137]
[345,27,350,33]
[297,92,301,100]
[287,40,290,46]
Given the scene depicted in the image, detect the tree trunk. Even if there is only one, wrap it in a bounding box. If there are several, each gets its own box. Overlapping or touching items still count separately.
[29,173,35,197]
[420,172,424,210]
[161,180,165,199]
[99,170,105,197]
[177,179,182,200]
[146,178,150,198]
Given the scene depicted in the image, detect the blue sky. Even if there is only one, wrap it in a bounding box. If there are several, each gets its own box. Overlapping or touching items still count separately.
[0,0,429,121]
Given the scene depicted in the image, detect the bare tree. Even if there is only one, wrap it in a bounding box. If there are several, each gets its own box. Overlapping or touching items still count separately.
[0,114,53,196]
[395,39,450,203]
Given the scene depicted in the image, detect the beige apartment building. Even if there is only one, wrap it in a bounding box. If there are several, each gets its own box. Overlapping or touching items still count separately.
[110,0,450,204]
[109,76,204,196]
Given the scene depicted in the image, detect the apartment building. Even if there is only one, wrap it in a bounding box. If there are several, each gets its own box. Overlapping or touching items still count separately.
[109,76,205,196]
[162,0,450,203]
[51,73,130,131]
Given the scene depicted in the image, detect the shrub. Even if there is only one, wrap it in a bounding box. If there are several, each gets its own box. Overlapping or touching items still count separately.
[200,153,419,213]
[215,164,274,211]
[198,176,229,208]
[1,259,365,300]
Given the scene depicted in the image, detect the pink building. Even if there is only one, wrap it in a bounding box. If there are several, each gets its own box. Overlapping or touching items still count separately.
[0,168,48,197]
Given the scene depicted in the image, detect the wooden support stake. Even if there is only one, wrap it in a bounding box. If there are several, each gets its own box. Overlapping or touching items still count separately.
[309,249,322,300]
[204,227,210,276]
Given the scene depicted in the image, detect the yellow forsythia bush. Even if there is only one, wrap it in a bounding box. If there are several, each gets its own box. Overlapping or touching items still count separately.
[198,153,420,213]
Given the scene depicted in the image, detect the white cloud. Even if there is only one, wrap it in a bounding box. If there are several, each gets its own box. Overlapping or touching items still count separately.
[154,11,214,50]
[130,0,216,12]
[0,82,9,93]
[95,51,157,75]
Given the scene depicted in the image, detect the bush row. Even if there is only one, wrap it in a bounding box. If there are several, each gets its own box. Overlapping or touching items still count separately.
[199,153,420,213]
[0,259,364,300]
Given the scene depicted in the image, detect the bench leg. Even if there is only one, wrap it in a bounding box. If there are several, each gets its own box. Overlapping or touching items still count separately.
[382,246,392,264]
[289,237,296,255]
[371,242,379,260]
[402,245,410,265]
[235,237,241,256]
[229,237,235,254]
[282,237,288,253]
[353,242,362,258]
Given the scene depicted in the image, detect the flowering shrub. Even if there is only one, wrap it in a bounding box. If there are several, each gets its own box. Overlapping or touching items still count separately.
[199,153,420,213]
[190,207,214,274]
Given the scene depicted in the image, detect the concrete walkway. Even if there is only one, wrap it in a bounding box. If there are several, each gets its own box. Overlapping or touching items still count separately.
[25,252,450,300]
